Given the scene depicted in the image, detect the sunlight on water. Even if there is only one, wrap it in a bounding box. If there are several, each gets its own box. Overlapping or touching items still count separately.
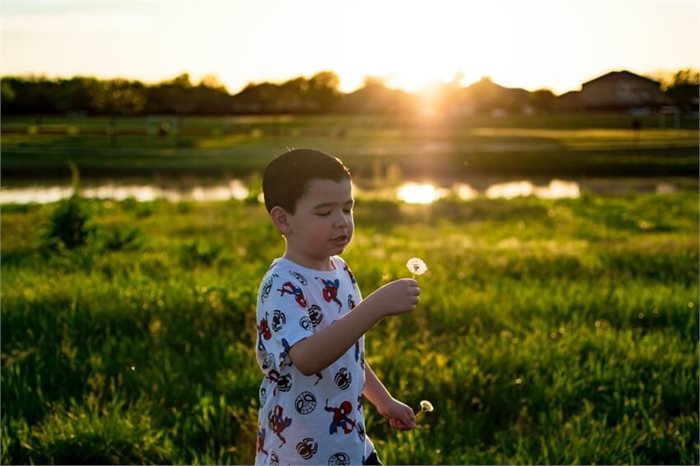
[0,186,74,204]
[485,180,580,199]
[453,183,479,201]
[0,180,249,204]
[397,183,444,204]
[2,177,687,205]
[398,180,580,202]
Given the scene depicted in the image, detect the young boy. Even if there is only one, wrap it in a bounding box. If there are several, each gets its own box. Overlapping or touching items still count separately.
[255,149,420,465]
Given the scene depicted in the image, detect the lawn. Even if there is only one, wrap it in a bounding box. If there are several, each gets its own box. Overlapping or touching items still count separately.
[2,190,697,464]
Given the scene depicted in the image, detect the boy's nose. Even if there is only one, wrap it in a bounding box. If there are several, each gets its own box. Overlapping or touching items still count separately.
[333,212,349,228]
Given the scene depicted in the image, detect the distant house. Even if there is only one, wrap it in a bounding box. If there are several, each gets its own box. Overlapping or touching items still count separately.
[579,70,664,111]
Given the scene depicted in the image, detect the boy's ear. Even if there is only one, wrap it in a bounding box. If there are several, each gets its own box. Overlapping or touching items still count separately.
[270,206,293,235]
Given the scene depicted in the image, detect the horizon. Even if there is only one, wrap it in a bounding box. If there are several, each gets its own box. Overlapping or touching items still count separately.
[1,67,691,98]
[1,0,698,95]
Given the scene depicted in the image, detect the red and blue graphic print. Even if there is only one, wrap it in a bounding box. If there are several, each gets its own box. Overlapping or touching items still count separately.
[325,399,356,435]
[268,405,292,447]
[278,281,307,308]
[317,277,343,309]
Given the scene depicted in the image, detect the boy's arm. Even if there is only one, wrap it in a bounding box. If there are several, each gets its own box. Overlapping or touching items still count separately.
[363,362,416,430]
[362,361,393,409]
[288,278,419,376]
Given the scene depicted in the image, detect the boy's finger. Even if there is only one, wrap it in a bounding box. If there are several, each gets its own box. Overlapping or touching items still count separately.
[389,417,410,430]
[401,410,416,429]
[406,406,416,422]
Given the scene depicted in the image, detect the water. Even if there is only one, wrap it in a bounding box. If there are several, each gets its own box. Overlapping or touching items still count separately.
[0,177,694,205]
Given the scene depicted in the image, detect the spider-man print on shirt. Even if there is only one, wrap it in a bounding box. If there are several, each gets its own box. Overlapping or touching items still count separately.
[317,277,343,309]
[325,399,356,435]
[261,274,277,303]
[308,304,324,327]
[268,405,292,447]
[257,428,269,458]
[271,310,286,332]
[343,263,357,288]
[289,270,308,286]
[278,281,307,308]
[278,338,293,368]
[266,369,292,395]
[257,315,271,350]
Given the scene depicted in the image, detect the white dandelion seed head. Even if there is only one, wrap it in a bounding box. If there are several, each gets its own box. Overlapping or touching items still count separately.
[420,400,434,412]
[406,258,428,276]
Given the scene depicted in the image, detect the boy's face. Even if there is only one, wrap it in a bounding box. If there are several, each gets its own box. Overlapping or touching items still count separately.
[281,178,354,270]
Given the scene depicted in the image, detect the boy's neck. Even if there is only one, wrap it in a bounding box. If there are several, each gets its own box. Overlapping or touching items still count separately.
[283,252,335,271]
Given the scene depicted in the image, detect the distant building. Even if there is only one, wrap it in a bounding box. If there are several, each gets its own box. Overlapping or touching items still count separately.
[579,70,664,111]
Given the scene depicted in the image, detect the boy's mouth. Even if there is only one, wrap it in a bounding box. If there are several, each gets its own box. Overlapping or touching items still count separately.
[331,234,349,244]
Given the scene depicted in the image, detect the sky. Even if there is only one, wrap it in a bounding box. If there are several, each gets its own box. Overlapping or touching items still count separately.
[1,0,698,95]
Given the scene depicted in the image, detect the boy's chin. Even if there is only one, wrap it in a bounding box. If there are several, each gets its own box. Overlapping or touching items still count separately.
[330,244,348,255]
[331,239,351,253]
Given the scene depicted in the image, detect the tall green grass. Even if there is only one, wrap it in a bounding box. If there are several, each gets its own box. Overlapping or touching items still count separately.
[2,192,697,464]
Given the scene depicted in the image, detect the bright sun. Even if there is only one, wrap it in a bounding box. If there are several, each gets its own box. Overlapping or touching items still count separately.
[333,2,529,94]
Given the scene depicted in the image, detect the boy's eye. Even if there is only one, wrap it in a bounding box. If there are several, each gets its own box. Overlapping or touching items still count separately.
[317,211,331,217]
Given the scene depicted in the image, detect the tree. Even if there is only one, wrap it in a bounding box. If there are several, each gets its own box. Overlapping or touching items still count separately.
[664,69,699,111]
[529,89,556,112]
[307,71,341,112]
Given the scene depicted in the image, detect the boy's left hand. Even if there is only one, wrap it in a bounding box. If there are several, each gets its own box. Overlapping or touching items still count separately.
[378,398,416,431]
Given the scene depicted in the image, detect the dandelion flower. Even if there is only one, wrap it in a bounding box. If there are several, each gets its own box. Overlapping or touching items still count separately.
[415,399,434,418]
[406,258,428,278]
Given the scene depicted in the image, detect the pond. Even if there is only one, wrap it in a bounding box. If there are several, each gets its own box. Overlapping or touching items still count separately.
[0,176,695,205]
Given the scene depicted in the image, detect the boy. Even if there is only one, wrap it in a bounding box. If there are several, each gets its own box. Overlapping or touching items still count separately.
[255,149,420,465]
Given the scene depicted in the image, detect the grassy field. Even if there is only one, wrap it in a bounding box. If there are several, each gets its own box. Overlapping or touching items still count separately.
[2,190,698,464]
[2,114,698,180]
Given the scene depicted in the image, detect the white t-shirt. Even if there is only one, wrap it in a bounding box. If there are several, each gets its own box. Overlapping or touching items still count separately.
[255,256,374,465]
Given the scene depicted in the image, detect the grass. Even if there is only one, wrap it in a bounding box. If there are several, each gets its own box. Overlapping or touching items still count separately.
[2,114,698,179]
[1,190,698,464]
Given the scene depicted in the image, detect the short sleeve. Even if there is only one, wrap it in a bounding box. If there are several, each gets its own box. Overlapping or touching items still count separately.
[257,276,314,369]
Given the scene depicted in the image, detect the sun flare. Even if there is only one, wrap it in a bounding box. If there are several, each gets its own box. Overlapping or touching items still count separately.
[397,183,442,204]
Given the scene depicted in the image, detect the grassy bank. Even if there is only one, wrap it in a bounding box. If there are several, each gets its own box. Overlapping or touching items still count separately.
[1,191,698,464]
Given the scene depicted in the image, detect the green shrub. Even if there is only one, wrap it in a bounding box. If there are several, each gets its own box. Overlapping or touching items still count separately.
[25,399,173,465]
[43,195,94,250]
[102,226,144,251]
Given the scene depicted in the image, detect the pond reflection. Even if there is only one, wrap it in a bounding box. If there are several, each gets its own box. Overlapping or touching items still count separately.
[0,177,689,205]
[396,183,445,204]
[484,180,581,200]
[396,179,580,204]
[0,180,249,204]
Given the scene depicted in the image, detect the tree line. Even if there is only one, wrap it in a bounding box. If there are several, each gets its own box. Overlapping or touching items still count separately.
[1,69,697,116]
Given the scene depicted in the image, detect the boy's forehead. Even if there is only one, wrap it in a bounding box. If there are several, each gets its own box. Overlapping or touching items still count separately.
[302,178,353,202]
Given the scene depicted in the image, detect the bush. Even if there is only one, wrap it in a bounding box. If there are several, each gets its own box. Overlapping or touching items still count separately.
[43,195,94,250]
[24,399,173,465]
[102,226,144,251]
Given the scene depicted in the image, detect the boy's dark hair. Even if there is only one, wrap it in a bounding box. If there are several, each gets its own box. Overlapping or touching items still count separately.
[263,148,352,213]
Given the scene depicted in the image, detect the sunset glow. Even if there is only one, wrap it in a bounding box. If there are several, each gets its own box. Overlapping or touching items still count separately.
[2,1,697,95]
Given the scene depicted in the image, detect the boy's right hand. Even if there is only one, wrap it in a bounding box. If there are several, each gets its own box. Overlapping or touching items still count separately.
[366,278,421,317]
